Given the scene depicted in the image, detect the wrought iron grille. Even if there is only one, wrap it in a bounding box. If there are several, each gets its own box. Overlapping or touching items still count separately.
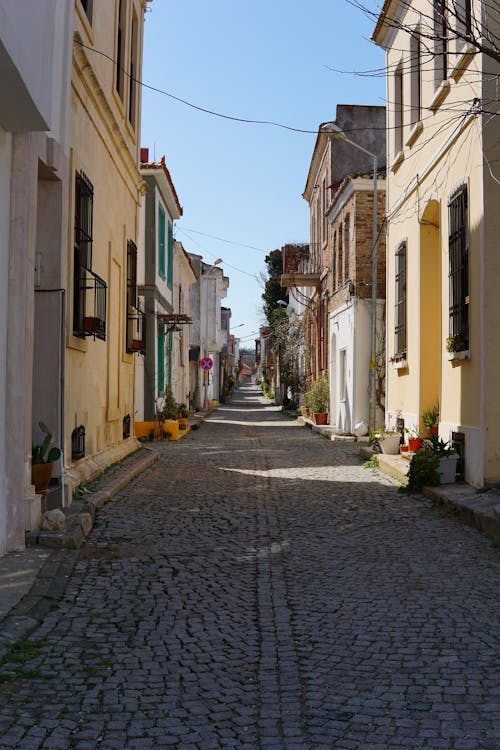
[71,425,85,461]
[448,186,469,351]
[126,308,146,354]
[74,172,93,270]
[81,269,107,340]
[123,414,131,439]
[451,431,465,482]
[394,241,407,358]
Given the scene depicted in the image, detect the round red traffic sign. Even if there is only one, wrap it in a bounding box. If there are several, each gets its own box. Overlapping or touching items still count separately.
[199,357,213,371]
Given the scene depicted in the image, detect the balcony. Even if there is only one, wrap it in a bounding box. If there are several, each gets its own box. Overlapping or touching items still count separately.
[282,243,309,274]
[77,268,107,340]
[127,308,147,354]
[281,244,320,288]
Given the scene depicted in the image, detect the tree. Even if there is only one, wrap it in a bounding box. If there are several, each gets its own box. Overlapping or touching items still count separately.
[261,249,288,323]
[347,0,499,65]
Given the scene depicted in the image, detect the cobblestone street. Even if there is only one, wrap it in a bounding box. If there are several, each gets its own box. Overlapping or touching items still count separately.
[1,384,499,750]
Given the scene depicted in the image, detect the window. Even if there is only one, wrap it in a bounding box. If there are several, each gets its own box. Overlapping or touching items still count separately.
[410,33,421,126]
[339,223,344,286]
[79,0,93,23]
[394,241,407,358]
[116,0,127,100]
[158,203,166,279]
[322,178,327,243]
[343,215,350,282]
[434,0,448,87]
[332,231,337,292]
[128,11,138,126]
[167,220,173,287]
[126,239,137,311]
[456,0,472,42]
[394,64,404,154]
[157,321,165,396]
[73,171,107,340]
[339,349,347,401]
[448,185,469,351]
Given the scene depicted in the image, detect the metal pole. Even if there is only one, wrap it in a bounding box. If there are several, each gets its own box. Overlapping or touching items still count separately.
[369,155,378,432]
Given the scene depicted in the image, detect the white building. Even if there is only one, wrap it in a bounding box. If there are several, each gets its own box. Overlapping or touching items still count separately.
[187,255,229,410]
[0,0,74,555]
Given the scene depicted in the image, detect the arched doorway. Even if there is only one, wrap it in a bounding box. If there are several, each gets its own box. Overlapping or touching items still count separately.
[419,200,441,429]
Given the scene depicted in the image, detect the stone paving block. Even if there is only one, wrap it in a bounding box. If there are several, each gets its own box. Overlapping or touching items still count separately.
[0,386,499,749]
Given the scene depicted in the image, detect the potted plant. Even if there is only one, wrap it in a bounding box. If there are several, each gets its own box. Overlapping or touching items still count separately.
[373,427,401,455]
[422,404,439,436]
[407,426,423,453]
[177,403,189,430]
[31,421,62,494]
[445,332,468,354]
[406,448,440,491]
[305,372,329,425]
[405,436,458,490]
[426,435,458,484]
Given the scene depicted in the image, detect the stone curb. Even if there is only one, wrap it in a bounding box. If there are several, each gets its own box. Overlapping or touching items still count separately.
[26,448,159,550]
[0,448,159,659]
[0,550,78,660]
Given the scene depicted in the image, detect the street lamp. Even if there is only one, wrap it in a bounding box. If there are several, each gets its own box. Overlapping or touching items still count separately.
[202,258,223,409]
[320,122,379,432]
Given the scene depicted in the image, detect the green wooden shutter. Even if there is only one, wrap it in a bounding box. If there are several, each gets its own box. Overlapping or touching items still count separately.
[157,322,165,396]
[167,221,173,288]
[167,330,173,387]
[158,204,166,279]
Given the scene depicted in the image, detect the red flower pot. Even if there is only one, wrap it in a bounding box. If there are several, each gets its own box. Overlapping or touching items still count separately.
[408,437,423,452]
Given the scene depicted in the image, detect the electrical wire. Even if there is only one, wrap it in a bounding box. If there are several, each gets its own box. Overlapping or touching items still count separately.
[74,38,318,134]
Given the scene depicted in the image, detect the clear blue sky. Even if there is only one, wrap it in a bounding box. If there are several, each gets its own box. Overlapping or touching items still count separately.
[140,0,385,346]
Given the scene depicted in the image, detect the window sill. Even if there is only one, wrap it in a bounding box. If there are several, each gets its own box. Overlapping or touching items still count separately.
[405,120,423,148]
[447,349,470,361]
[390,150,404,173]
[430,80,451,112]
[451,42,476,81]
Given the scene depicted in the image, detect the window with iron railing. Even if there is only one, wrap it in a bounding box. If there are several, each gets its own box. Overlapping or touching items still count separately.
[448,185,469,351]
[126,239,146,354]
[394,241,407,359]
[73,171,107,340]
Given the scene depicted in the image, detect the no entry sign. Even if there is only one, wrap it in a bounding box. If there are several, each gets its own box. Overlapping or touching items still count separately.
[199,357,213,371]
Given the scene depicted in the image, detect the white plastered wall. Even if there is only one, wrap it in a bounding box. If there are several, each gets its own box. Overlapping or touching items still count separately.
[0,126,11,555]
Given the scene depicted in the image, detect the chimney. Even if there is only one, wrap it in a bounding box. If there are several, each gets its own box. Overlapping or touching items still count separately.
[140,147,149,163]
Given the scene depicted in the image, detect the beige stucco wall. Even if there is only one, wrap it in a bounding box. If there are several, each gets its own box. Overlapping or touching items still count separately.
[65,1,145,488]
[380,0,494,485]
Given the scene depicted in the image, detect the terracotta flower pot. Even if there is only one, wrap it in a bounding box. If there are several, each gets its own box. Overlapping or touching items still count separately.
[408,437,423,452]
[314,412,328,425]
[31,463,53,494]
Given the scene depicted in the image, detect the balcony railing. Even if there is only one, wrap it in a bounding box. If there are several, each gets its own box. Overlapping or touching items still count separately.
[77,268,107,340]
[126,308,147,354]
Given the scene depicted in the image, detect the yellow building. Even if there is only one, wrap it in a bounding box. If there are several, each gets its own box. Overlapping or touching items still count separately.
[373,0,500,485]
[64,0,150,491]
